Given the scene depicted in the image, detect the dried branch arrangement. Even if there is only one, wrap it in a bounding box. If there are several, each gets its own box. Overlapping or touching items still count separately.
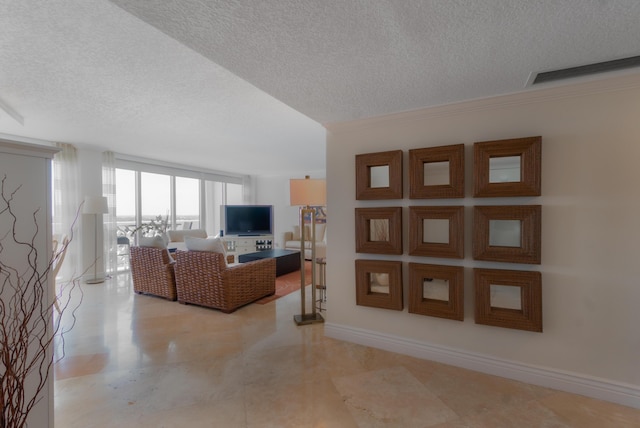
[0,176,83,428]
[130,214,169,237]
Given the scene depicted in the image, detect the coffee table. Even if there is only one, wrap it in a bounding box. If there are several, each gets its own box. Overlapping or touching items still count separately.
[238,249,301,276]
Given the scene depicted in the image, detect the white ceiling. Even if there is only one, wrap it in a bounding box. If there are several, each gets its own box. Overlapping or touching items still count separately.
[1,1,639,176]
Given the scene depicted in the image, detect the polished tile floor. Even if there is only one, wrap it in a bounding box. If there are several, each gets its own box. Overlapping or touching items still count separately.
[54,272,640,427]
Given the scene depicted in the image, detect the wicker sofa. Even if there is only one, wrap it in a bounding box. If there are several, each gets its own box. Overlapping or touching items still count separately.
[173,250,276,313]
[130,246,177,301]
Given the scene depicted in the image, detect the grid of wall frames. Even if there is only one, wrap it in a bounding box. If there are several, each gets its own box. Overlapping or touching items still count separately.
[354,136,543,332]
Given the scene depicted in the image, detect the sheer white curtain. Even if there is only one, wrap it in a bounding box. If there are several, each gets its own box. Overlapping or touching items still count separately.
[52,143,81,281]
[102,151,118,274]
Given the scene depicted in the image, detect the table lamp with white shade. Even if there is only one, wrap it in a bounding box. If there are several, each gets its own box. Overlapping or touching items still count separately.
[83,195,108,284]
[290,175,326,325]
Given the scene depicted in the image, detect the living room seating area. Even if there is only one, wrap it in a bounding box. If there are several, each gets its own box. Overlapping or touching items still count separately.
[130,245,177,301]
[173,250,275,313]
[130,234,276,313]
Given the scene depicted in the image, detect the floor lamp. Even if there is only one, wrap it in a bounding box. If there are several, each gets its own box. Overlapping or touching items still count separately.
[290,176,326,325]
[83,195,109,284]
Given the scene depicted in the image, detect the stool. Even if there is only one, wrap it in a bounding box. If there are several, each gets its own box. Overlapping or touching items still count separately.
[315,257,326,311]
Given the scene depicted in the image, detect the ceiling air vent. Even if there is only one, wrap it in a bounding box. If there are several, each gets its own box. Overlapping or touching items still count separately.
[532,55,640,85]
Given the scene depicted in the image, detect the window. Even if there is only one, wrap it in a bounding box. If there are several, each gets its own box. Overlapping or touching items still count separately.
[141,172,171,224]
[176,177,200,229]
[204,180,242,236]
[114,162,245,242]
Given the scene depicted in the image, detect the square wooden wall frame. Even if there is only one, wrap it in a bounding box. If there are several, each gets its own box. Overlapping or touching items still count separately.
[409,206,464,258]
[355,150,403,200]
[355,259,403,310]
[473,136,541,197]
[474,268,542,332]
[409,144,465,199]
[408,263,464,321]
[355,207,403,254]
[473,205,541,264]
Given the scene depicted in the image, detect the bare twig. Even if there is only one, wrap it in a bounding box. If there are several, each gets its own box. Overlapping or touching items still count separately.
[0,175,84,428]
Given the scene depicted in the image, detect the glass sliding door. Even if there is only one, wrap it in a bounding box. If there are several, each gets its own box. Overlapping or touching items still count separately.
[176,176,200,230]
[115,169,136,271]
[141,172,171,235]
[203,181,242,236]
[113,162,245,249]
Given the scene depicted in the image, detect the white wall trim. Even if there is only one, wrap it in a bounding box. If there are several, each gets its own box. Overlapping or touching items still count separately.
[0,132,55,147]
[115,152,247,184]
[325,322,640,409]
[0,137,59,159]
[0,97,24,125]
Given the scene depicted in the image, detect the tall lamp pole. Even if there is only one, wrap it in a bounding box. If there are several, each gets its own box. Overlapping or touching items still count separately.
[289,176,326,325]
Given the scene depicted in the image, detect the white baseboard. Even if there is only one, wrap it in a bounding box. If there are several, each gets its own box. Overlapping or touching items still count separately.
[324,322,640,409]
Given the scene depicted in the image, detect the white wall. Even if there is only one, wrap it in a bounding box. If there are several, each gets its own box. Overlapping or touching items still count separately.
[0,140,58,427]
[325,74,640,405]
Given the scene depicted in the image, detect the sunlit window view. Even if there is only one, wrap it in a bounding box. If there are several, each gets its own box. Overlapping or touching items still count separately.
[141,172,170,224]
[176,176,200,229]
[115,167,242,259]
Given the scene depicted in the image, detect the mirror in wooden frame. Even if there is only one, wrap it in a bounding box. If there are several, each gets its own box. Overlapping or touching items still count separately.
[473,205,541,264]
[356,150,403,200]
[408,263,464,321]
[355,259,403,310]
[355,207,403,254]
[474,268,542,332]
[409,206,464,258]
[409,144,464,199]
[473,136,541,197]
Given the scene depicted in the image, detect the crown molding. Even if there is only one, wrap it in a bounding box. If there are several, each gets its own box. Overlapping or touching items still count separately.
[0,97,24,126]
[0,137,59,159]
[325,72,640,134]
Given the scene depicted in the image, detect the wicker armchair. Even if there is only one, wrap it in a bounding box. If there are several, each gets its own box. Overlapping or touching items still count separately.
[130,246,177,301]
[173,250,276,313]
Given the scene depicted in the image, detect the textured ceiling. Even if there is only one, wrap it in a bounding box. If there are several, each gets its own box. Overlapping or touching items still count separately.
[0,0,325,176]
[1,1,640,176]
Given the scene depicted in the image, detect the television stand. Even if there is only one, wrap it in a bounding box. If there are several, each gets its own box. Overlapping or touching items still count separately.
[224,235,273,262]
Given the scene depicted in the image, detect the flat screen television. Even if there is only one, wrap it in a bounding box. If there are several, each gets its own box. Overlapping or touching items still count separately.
[223,205,273,236]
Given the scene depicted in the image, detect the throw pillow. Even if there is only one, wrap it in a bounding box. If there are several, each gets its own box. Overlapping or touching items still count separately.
[167,229,207,242]
[138,235,166,249]
[184,236,228,265]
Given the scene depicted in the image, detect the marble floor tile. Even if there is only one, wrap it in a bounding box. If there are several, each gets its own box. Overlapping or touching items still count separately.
[53,272,640,427]
[538,392,640,428]
[431,399,571,428]
[405,360,555,418]
[333,366,458,427]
